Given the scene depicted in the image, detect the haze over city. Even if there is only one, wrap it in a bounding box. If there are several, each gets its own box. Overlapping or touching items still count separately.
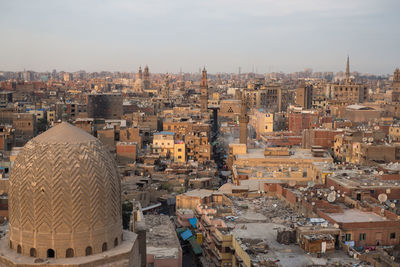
[0,0,399,74]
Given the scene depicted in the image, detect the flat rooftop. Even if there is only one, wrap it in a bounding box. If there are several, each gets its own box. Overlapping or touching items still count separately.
[145,215,181,259]
[236,148,332,160]
[327,209,387,223]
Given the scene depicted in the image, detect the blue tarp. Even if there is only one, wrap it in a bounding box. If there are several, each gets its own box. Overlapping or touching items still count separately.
[181,229,193,241]
[189,217,197,228]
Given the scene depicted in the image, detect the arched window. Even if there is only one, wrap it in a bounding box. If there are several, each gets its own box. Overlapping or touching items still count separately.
[47,249,55,258]
[114,237,118,247]
[102,242,107,252]
[30,248,37,257]
[66,248,74,258]
[17,245,21,254]
[9,241,12,249]
[85,246,92,256]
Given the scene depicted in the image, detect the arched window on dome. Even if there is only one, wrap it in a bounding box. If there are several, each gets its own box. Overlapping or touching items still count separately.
[17,245,21,254]
[102,242,107,252]
[47,249,55,258]
[85,246,92,256]
[114,237,118,247]
[30,248,37,257]
[66,248,74,258]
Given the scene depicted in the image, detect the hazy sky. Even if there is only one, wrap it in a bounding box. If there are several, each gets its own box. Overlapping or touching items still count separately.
[0,0,399,74]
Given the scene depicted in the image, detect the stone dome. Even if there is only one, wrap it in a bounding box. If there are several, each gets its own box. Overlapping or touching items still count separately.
[9,122,122,259]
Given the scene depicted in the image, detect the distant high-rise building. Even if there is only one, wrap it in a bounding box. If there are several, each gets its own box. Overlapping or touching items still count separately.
[63,72,73,82]
[200,67,208,113]
[86,93,123,119]
[296,81,313,109]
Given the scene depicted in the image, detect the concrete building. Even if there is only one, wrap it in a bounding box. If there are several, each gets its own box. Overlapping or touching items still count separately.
[249,110,273,139]
[116,141,138,163]
[173,141,186,163]
[86,93,123,119]
[326,57,368,104]
[12,113,36,145]
[152,131,175,158]
[296,82,313,109]
[145,215,182,267]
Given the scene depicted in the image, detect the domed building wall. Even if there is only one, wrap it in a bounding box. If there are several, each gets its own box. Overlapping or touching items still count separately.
[8,123,123,259]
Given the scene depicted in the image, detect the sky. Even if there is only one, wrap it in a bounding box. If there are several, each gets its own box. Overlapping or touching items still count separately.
[0,0,399,74]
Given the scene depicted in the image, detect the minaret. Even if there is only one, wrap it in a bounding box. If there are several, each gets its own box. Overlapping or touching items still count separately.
[345,56,350,82]
[136,66,143,80]
[143,65,150,89]
[162,73,170,100]
[394,68,400,84]
[239,92,249,145]
[200,67,208,113]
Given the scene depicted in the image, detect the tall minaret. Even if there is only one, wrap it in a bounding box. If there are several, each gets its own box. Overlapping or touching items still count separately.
[239,92,249,145]
[143,65,150,89]
[162,73,170,100]
[345,56,350,82]
[200,67,208,113]
[137,66,143,80]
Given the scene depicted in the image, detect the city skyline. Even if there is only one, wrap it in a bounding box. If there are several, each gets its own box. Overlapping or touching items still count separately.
[0,0,399,74]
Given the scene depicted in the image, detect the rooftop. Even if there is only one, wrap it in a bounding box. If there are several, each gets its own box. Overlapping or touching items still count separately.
[327,209,387,223]
[145,215,181,259]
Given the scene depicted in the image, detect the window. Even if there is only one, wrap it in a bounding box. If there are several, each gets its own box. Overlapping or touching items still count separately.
[66,248,74,258]
[102,243,107,252]
[178,148,182,152]
[17,245,22,254]
[178,156,182,159]
[390,233,396,239]
[345,233,352,241]
[359,233,366,241]
[85,246,93,256]
[265,125,268,129]
[47,249,55,258]
[30,248,37,257]
[114,238,118,247]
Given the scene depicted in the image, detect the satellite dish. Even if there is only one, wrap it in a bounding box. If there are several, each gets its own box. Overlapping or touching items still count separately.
[378,194,388,203]
[327,192,336,203]
[330,186,335,191]
[368,137,374,142]
[299,187,305,191]
[362,137,368,142]
[391,203,396,208]
[308,181,315,187]
[378,171,384,176]
[288,180,296,187]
